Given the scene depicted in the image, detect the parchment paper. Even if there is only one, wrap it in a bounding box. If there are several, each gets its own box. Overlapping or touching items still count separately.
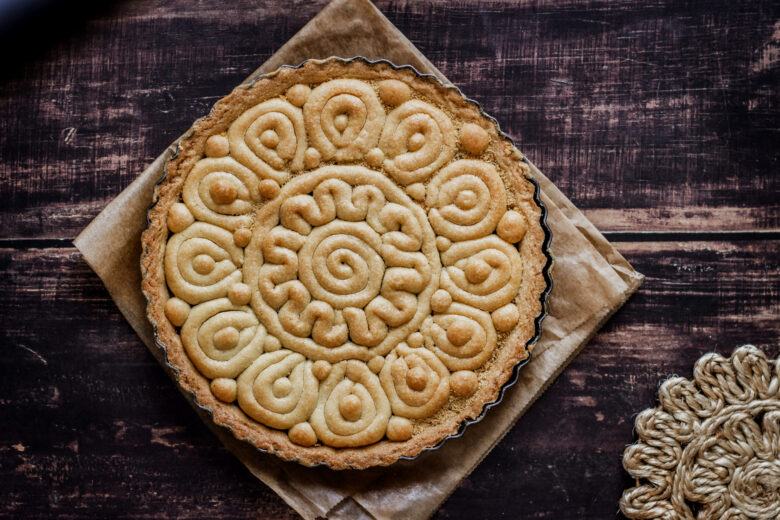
[74,0,645,518]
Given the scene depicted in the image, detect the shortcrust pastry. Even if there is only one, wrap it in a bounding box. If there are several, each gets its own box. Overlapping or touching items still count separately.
[141,58,549,469]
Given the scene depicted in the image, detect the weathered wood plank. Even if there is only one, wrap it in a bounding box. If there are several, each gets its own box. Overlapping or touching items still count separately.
[0,248,300,519]
[0,0,776,238]
[1,241,777,518]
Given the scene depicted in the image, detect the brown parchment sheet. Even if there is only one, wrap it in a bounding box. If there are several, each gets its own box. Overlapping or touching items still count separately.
[73,0,645,518]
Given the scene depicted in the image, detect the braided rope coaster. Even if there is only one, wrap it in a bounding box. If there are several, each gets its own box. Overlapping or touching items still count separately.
[620,345,780,519]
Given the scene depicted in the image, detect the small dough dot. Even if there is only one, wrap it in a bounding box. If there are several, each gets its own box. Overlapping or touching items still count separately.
[260,129,279,148]
[213,327,240,350]
[233,227,252,247]
[334,113,349,132]
[312,360,331,380]
[167,203,194,233]
[258,179,281,199]
[192,254,215,275]
[460,123,490,154]
[431,289,452,313]
[436,236,452,251]
[450,371,478,398]
[407,332,424,349]
[286,84,310,107]
[288,422,317,446]
[496,210,527,243]
[406,366,428,391]
[365,147,384,167]
[272,377,293,398]
[465,259,492,284]
[447,318,472,346]
[264,335,281,352]
[378,80,411,106]
[210,179,238,205]
[492,303,520,332]
[406,183,425,201]
[454,190,477,210]
[210,378,237,402]
[367,356,384,373]
[164,297,190,327]
[339,394,362,422]
[304,147,321,169]
[205,134,229,157]
[386,416,413,441]
[228,283,251,305]
[346,362,363,381]
[408,132,425,152]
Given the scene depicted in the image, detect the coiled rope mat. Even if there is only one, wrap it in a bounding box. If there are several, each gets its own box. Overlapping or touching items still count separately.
[620,345,780,519]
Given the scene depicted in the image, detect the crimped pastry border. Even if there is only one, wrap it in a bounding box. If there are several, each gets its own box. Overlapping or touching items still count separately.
[140,57,553,469]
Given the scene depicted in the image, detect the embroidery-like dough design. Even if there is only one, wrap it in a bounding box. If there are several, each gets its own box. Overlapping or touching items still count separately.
[146,64,548,465]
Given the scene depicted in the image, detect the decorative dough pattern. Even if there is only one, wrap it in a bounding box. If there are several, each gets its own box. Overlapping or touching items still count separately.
[181,298,265,379]
[151,68,545,458]
[245,166,439,365]
[310,360,392,447]
[164,222,243,304]
[380,100,456,185]
[182,157,259,230]
[304,79,385,162]
[228,99,307,183]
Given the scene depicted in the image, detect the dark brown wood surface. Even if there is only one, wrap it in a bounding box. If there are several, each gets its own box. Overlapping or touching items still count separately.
[0,1,777,519]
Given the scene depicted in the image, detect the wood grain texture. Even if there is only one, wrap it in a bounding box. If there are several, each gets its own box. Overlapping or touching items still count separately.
[0,0,778,518]
[1,242,777,519]
[0,0,777,239]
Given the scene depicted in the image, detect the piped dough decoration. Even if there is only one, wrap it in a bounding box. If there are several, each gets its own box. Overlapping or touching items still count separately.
[142,59,548,469]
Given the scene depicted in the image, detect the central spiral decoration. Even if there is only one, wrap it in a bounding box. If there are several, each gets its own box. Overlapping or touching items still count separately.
[244,165,440,364]
[298,221,384,309]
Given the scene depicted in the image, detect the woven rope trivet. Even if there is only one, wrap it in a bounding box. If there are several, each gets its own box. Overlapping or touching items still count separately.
[620,345,780,519]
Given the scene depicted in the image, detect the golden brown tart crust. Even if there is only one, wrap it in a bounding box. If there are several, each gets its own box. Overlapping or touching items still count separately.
[141,58,549,469]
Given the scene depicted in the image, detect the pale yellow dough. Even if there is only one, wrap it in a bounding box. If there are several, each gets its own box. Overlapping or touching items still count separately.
[142,59,548,468]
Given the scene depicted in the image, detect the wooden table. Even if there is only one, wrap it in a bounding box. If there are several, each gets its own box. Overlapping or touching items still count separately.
[1,1,777,518]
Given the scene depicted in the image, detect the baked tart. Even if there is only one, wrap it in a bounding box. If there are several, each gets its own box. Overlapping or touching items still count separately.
[141,58,551,469]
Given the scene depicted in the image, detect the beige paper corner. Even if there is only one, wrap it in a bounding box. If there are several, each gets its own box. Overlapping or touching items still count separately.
[74,0,643,518]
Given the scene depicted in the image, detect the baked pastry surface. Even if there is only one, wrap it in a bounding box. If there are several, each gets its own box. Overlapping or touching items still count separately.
[142,58,550,469]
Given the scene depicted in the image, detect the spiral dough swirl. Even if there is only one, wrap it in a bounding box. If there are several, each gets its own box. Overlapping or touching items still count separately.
[237,349,318,429]
[427,160,507,242]
[246,166,439,363]
[180,298,265,379]
[304,79,385,162]
[309,360,391,447]
[380,344,450,419]
[228,99,306,183]
[422,303,497,371]
[165,222,243,304]
[440,235,523,312]
[182,157,259,230]
[379,100,456,185]
[298,221,385,309]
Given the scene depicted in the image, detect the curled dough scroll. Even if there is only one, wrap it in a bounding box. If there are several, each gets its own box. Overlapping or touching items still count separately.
[380,344,450,419]
[182,157,259,231]
[228,99,307,184]
[304,79,385,162]
[422,303,497,371]
[165,222,243,304]
[379,100,456,185]
[427,159,507,242]
[180,298,265,379]
[309,360,391,447]
[440,235,523,312]
[237,349,319,429]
